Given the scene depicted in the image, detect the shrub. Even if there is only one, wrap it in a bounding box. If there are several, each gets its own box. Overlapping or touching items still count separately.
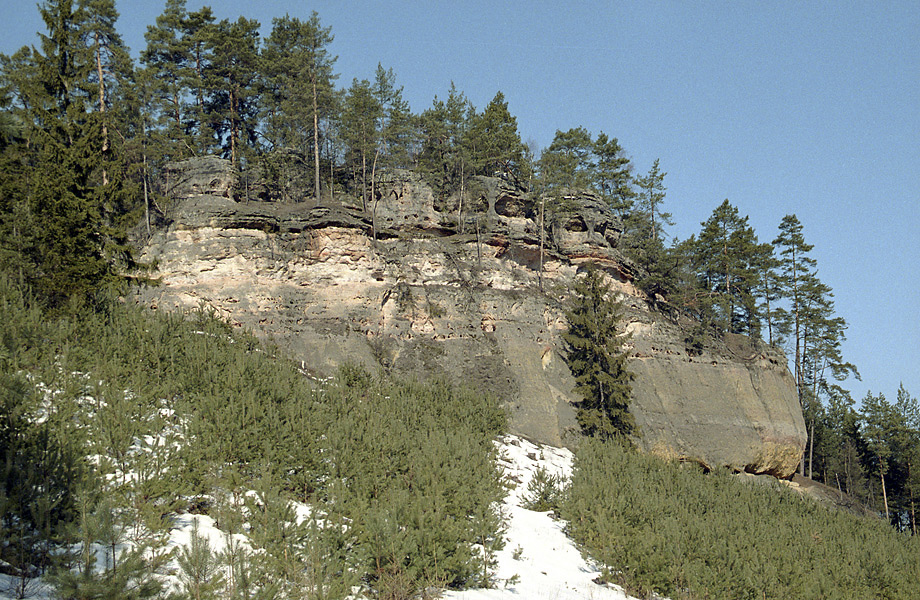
[563,438,920,600]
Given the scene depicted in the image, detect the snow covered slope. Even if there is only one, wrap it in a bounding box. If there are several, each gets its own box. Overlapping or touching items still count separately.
[444,436,637,600]
[1,435,638,600]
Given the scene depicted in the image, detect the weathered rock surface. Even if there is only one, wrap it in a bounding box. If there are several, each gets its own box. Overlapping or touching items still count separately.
[137,159,806,477]
[164,156,237,199]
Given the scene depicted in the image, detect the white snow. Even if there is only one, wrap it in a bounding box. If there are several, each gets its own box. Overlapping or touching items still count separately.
[442,435,637,600]
[1,435,639,600]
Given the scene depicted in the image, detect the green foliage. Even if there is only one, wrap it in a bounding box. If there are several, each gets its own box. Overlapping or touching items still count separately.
[341,77,382,206]
[260,12,338,201]
[0,370,83,590]
[204,16,262,170]
[465,91,527,180]
[688,199,773,336]
[49,491,167,600]
[521,467,564,513]
[0,273,507,598]
[535,128,634,228]
[564,438,920,600]
[176,518,225,600]
[539,127,595,191]
[562,266,634,439]
[315,368,507,595]
[0,0,140,310]
[417,83,474,195]
[592,132,634,215]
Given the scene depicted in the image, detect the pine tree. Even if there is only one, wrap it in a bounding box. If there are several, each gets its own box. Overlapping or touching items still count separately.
[753,248,787,346]
[417,83,473,196]
[177,518,225,600]
[204,16,261,172]
[633,159,671,245]
[0,371,83,594]
[341,77,382,211]
[773,214,817,400]
[260,13,338,202]
[80,0,133,186]
[538,127,594,191]
[773,215,858,477]
[894,385,920,534]
[592,132,633,216]
[140,0,192,161]
[692,200,769,336]
[562,266,634,439]
[861,391,896,521]
[625,159,677,300]
[372,63,414,170]
[50,491,166,600]
[466,91,526,180]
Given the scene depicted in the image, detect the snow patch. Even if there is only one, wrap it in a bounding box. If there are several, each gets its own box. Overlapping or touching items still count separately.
[442,435,637,600]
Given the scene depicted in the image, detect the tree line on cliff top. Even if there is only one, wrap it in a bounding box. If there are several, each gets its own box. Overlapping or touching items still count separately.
[0,0,918,533]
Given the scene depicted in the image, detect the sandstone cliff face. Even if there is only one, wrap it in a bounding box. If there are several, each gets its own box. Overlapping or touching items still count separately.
[138,158,806,477]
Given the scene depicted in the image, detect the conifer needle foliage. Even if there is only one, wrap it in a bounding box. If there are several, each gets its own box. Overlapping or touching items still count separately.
[562,266,634,439]
[0,276,507,599]
[564,438,920,600]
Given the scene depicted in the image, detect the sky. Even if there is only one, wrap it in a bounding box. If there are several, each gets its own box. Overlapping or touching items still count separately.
[3,0,918,404]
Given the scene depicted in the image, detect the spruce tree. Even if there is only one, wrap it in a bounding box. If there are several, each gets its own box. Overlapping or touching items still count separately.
[2,0,136,307]
[562,266,634,439]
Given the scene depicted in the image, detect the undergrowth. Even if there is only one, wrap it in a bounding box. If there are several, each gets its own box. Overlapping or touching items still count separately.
[0,276,507,599]
[563,438,920,600]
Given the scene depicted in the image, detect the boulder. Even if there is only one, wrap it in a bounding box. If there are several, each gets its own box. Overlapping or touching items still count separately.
[164,156,236,199]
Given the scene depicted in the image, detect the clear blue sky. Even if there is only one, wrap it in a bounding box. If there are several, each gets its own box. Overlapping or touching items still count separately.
[4,1,918,403]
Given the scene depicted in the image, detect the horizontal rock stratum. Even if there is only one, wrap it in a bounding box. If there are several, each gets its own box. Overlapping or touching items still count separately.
[138,157,806,478]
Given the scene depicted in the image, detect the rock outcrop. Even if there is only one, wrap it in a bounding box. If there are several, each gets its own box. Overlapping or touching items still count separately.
[137,157,806,477]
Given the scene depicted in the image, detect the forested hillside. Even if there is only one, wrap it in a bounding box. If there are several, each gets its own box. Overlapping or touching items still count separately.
[1,2,920,598]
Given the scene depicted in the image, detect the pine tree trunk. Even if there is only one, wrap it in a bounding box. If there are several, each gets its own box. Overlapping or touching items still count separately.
[458,159,465,234]
[95,33,109,186]
[361,142,367,213]
[808,414,815,480]
[539,195,545,292]
[229,88,238,171]
[880,458,890,521]
[144,152,150,236]
[909,459,917,535]
[371,147,380,244]
[312,71,321,202]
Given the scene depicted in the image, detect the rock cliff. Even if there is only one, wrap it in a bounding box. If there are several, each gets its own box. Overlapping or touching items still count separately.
[137,157,806,477]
